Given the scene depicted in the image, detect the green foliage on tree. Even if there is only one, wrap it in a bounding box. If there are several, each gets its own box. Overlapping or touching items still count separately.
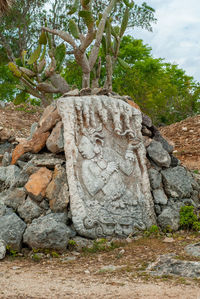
[112,36,200,125]
[0,0,49,103]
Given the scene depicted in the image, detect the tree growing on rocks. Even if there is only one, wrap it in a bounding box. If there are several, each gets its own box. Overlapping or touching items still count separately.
[42,0,131,89]
[6,0,156,105]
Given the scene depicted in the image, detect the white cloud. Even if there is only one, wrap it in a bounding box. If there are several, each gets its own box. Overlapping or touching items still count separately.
[131,0,200,81]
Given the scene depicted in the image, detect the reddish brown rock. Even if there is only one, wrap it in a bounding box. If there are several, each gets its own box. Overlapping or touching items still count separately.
[11,131,50,165]
[38,104,61,133]
[46,165,69,212]
[11,103,61,164]
[28,131,50,153]
[46,121,64,153]
[11,144,25,165]
[25,167,52,202]
[39,103,57,127]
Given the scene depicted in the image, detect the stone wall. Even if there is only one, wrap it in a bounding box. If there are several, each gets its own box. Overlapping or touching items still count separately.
[0,91,199,253]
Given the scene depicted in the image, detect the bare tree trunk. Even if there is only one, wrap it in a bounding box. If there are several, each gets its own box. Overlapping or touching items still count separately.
[89,0,117,70]
[49,73,70,94]
[82,72,90,89]
[104,54,113,91]
[91,57,101,88]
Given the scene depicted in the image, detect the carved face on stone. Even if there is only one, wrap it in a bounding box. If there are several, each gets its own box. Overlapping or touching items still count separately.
[78,136,96,159]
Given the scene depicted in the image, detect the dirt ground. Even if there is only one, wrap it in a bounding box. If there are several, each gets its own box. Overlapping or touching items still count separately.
[1,104,200,298]
[160,114,200,171]
[1,235,200,299]
[0,104,42,141]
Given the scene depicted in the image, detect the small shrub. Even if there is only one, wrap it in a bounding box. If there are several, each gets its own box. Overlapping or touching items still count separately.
[82,239,122,254]
[144,225,160,237]
[51,251,60,258]
[193,169,199,174]
[179,205,200,231]
[6,245,18,257]
[149,225,160,234]
[163,225,173,234]
[32,253,41,262]
[68,239,77,251]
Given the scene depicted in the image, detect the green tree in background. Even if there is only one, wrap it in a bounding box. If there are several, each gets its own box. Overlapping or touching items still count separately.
[112,36,200,125]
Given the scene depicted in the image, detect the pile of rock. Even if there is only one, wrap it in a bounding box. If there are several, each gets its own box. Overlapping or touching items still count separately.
[142,115,200,231]
[0,90,199,256]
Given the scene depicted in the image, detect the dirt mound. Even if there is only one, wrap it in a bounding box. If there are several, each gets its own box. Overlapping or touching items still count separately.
[160,115,200,171]
[0,103,42,140]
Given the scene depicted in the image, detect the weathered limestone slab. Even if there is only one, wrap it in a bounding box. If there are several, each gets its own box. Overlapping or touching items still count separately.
[57,95,156,238]
[148,254,200,278]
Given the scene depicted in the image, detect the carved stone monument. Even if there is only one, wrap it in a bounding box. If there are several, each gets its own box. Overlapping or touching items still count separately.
[57,95,156,238]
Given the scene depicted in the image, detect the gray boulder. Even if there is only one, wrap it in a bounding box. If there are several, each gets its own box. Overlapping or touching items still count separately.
[142,113,152,128]
[185,243,200,257]
[5,165,21,186]
[170,155,180,167]
[23,213,70,250]
[4,188,26,211]
[147,140,171,168]
[18,196,44,223]
[157,207,180,231]
[162,166,193,198]
[148,254,200,278]
[152,189,168,205]
[148,168,162,189]
[0,202,7,216]
[0,142,13,155]
[0,213,26,251]
[11,170,29,188]
[30,154,65,169]
[153,131,174,153]
[0,239,6,260]
[0,165,21,187]
[2,152,12,167]
[0,201,14,216]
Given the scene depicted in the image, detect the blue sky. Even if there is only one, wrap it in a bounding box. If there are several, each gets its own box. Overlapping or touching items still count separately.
[131,0,200,81]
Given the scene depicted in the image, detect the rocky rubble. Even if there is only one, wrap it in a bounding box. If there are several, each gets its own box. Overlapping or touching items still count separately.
[148,253,200,278]
[0,90,199,257]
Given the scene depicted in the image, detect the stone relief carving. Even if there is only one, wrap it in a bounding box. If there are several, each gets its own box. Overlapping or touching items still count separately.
[57,95,156,238]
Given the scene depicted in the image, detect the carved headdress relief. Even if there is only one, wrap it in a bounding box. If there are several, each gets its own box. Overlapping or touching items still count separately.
[57,95,156,238]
